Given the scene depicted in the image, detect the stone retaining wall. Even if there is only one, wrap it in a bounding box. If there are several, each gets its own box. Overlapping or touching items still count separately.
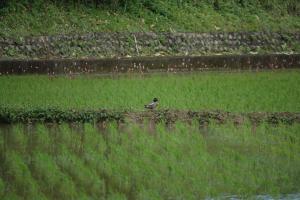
[0,32,300,59]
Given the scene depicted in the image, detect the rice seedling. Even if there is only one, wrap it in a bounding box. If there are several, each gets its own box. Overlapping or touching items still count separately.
[0,121,299,199]
[0,70,299,112]
[2,150,45,199]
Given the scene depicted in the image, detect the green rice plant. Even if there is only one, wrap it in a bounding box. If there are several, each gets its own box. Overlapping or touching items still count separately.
[33,124,51,153]
[1,192,22,200]
[0,177,5,197]
[102,122,206,199]
[56,152,105,198]
[52,124,106,198]
[66,123,85,155]
[104,122,300,198]
[30,151,77,199]
[0,70,299,112]
[203,122,300,196]
[53,124,73,155]
[106,192,127,200]
[0,122,299,199]
[7,125,27,154]
[82,123,107,170]
[2,150,46,199]
[0,127,4,156]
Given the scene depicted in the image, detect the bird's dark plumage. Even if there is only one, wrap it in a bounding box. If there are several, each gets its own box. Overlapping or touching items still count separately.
[144,98,159,109]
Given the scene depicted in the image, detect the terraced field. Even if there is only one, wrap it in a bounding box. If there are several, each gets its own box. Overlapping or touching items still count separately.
[0,69,300,199]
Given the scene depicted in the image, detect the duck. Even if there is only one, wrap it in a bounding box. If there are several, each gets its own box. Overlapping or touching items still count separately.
[144,98,159,110]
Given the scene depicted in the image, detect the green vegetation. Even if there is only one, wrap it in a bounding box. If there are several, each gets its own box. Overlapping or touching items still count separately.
[0,0,299,38]
[0,108,299,124]
[0,70,299,112]
[1,2,299,198]
[0,108,124,123]
[0,122,299,199]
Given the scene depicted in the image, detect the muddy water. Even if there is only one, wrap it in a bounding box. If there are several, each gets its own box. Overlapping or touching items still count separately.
[0,54,299,75]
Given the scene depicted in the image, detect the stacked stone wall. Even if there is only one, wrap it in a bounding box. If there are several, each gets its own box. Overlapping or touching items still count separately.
[0,32,299,59]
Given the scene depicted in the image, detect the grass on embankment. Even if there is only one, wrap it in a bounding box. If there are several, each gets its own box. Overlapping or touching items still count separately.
[0,122,299,199]
[0,0,299,38]
[0,70,299,112]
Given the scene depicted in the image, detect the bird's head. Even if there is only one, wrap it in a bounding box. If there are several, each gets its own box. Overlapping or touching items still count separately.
[153,98,158,102]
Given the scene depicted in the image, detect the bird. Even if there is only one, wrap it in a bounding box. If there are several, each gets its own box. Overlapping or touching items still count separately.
[144,98,159,110]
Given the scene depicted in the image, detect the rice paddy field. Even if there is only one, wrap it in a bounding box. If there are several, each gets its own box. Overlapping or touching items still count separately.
[0,70,299,112]
[0,69,300,199]
[1,122,300,199]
